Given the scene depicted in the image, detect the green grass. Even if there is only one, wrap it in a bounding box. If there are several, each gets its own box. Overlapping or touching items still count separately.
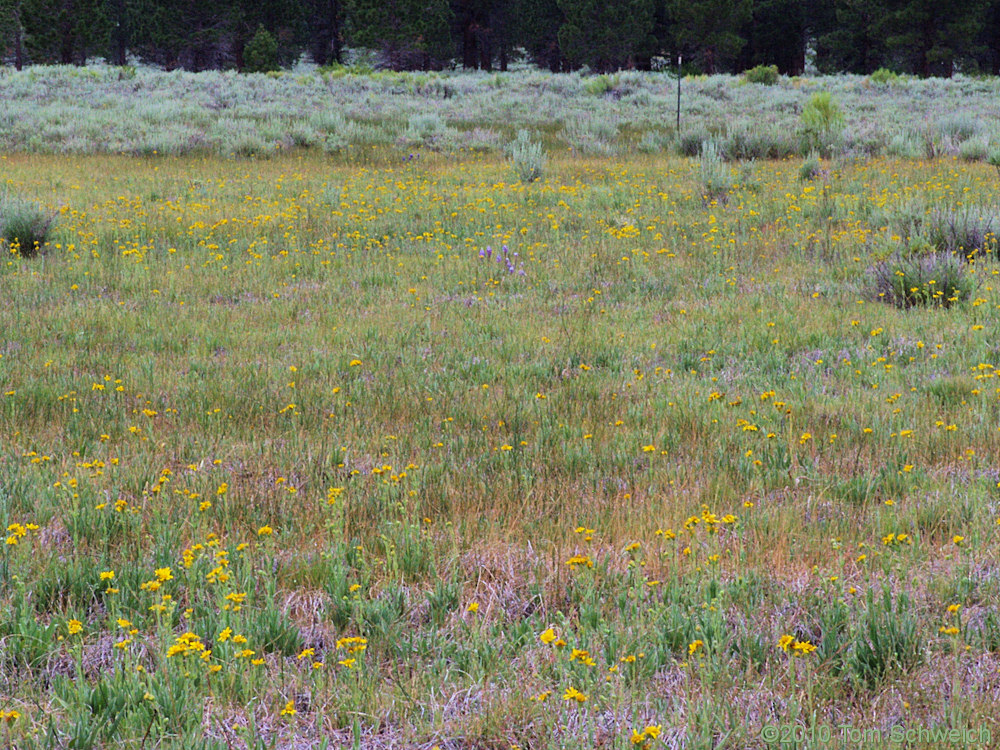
[0,148,999,748]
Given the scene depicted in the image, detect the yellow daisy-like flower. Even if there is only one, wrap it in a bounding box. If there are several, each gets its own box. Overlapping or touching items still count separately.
[792,639,817,656]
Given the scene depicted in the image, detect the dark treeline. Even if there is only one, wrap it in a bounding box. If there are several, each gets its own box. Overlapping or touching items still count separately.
[1,0,999,76]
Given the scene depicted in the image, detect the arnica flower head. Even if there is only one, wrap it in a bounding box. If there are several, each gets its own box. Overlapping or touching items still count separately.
[565,554,594,569]
[631,725,663,746]
[335,636,368,653]
[792,639,817,655]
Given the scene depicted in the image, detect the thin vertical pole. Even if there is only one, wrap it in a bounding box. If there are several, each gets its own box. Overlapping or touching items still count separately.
[676,55,682,134]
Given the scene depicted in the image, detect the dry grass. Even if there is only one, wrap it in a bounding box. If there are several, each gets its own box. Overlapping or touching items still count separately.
[0,148,999,747]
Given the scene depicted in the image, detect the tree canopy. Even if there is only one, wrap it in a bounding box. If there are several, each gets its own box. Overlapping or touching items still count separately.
[0,0,998,75]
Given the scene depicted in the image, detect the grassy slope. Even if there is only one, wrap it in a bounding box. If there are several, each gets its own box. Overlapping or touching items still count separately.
[1,149,1000,748]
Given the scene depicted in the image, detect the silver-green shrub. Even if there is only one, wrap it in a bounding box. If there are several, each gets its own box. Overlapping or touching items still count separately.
[699,140,731,201]
[507,129,545,183]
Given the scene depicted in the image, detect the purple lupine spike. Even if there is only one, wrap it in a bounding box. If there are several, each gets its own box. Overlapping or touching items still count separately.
[485,245,492,258]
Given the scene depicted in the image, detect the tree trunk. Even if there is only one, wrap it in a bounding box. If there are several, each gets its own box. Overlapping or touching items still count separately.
[792,38,805,76]
[13,2,23,70]
[112,0,127,65]
[920,19,933,77]
[329,0,342,63]
[462,20,476,68]
[479,34,492,71]
[59,9,75,65]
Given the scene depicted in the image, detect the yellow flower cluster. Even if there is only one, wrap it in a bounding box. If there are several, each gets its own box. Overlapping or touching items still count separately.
[630,724,663,747]
[777,634,816,656]
[4,522,39,546]
[166,632,208,659]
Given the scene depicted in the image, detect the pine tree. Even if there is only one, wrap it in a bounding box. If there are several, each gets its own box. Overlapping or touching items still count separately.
[20,0,107,64]
[666,0,751,73]
[818,0,891,73]
[979,0,1000,74]
[229,0,306,69]
[453,0,513,70]
[556,0,655,72]
[739,0,807,74]
[243,24,278,71]
[140,0,217,69]
[887,0,988,76]
[510,0,563,70]
[302,0,344,65]
[347,0,453,69]
[0,1,19,68]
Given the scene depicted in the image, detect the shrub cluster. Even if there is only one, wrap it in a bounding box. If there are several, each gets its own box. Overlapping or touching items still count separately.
[871,249,974,309]
[742,65,779,85]
[926,205,999,260]
[699,140,731,202]
[507,129,546,183]
[868,68,901,86]
[801,92,844,155]
[0,194,55,258]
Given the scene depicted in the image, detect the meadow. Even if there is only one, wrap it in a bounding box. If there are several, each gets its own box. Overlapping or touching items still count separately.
[2,69,1000,750]
[3,64,1000,161]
